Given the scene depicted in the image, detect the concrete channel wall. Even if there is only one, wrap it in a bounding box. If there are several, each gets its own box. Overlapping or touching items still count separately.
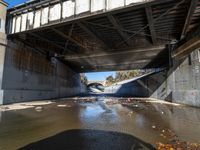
[149,49,200,107]
[0,40,84,104]
[0,1,85,105]
[104,72,155,97]
[0,1,7,104]
[104,49,200,107]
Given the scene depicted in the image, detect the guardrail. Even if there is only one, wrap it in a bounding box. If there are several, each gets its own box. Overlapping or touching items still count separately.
[7,0,151,34]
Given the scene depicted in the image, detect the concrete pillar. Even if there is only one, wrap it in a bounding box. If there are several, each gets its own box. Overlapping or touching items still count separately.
[0,1,8,104]
[146,49,200,107]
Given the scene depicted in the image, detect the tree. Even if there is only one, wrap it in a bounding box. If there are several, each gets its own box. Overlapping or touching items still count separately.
[105,70,142,86]
[80,73,88,85]
[115,70,141,82]
[106,75,115,86]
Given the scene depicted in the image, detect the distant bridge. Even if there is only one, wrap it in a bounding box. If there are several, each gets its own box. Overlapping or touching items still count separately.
[87,81,105,86]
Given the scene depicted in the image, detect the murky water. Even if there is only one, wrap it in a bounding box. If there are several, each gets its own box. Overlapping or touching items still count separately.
[0,97,200,150]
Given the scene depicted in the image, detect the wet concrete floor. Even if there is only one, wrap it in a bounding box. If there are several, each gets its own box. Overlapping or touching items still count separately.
[0,96,200,150]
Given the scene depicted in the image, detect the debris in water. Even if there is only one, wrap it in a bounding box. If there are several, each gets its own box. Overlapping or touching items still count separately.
[75,97,97,103]
[35,106,43,112]
[157,142,200,150]
[127,111,133,117]
[0,106,9,111]
[106,100,118,105]
[57,104,72,108]
[57,105,67,107]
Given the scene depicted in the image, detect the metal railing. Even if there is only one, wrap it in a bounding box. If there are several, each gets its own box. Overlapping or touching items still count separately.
[7,0,153,34]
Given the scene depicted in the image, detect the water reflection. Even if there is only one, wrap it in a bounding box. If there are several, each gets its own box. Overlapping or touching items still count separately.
[0,97,200,149]
[0,111,1,122]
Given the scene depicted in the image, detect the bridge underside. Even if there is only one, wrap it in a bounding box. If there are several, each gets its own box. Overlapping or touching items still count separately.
[8,0,200,72]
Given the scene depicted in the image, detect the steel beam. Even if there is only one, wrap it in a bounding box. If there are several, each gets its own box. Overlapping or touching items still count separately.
[145,6,157,45]
[107,14,132,46]
[78,60,163,72]
[51,27,88,51]
[93,60,156,67]
[77,22,110,49]
[29,32,64,51]
[172,37,200,58]
[64,46,165,60]
[116,0,185,47]
[63,24,74,54]
[181,0,199,39]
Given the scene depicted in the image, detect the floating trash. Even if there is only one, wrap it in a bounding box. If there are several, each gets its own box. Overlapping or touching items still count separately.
[157,142,200,150]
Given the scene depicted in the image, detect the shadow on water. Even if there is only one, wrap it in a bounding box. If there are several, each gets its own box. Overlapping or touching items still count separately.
[19,129,155,150]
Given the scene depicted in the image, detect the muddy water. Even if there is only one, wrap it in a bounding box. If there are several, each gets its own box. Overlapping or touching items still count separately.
[0,97,200,149]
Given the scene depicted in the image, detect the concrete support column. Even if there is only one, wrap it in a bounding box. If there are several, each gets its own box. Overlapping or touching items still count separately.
[147,49,200,107]
[0,1,8,104]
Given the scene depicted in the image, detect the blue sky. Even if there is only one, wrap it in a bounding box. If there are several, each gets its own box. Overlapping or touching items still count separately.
[86,72,115,81]
[5,0,27,8]
[5,0,115,81]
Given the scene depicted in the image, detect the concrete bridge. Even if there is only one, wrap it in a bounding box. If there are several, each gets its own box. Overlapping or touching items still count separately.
[0,0,200,107]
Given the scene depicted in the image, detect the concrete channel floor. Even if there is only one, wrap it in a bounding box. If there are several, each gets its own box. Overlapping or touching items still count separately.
[0,96,200,150]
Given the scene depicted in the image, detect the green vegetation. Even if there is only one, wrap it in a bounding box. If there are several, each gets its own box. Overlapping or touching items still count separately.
[105,75,115,86]
[105,70,142,86]
[80,73,88,85]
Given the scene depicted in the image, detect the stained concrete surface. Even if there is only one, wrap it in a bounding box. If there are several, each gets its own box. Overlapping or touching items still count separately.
[148,49,200,107]
[0,40,84,104]
[0,97,200,150]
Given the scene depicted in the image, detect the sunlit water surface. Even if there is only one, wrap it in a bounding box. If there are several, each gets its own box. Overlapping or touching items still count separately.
[0,97,200,149]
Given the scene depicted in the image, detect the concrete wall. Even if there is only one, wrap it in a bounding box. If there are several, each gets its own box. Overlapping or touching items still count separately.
[0,40,83,104]
[116,49,200,107]
[0,1,7,104]
[0,0,85,105]
[104,49,200,107]
[104,73,155,97]
[0,1,7,34]
[147,49,200,107]
[105,81,148,97]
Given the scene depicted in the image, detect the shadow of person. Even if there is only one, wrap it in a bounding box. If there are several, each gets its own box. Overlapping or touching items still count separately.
[19,129,155,150]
